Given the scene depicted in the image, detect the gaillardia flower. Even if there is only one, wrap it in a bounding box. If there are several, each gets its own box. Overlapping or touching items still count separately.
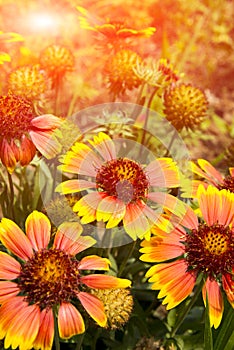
[0,211,130,350]
[8,65,47,102]
[185,158,234,197]
[163,84,208,131]
[56,132,184,240]
[0,93,61,173]
[140,185,234,328]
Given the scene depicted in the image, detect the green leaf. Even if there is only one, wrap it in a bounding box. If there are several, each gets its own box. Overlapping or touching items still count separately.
[214,306,234,350]
[204,293,213,350]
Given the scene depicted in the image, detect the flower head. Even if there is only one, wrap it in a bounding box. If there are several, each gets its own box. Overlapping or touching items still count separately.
[0,211,131,350]
[40,44,74,79]
[56,132,184,240]
[8,65,47,102]
[163,84,208,131]
[0,93,62,173]
[183,158,234,197]
[140,185,234,328]
[105,49,143,96]
[90,288,133,329]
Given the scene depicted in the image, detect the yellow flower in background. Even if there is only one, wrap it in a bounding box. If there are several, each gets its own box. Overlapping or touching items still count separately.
[0,211,131,350]
[163,84,208,131]
[140,185,234,328]
[8,65,47,102]
[0,31,24,65]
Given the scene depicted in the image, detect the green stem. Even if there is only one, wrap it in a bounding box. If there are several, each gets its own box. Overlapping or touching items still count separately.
[118,241,137,277]
[53,308,60,350]
[171,279,204,337]
[7,172,15,220]
[91,328,101,350]
[164,129,178,157]
[75,333,85,350]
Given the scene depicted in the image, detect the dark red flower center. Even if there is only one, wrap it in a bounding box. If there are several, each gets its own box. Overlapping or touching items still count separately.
[95,158,149,204]
[185,223,234,279]
[0,94,34,140]
[18,249,81,309]
[218,175,234,193]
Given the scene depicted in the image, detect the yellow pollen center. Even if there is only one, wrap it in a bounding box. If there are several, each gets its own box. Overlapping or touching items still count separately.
[204,231,228,255]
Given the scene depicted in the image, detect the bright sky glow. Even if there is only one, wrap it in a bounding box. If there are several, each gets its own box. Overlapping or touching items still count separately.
[29,12,60,32]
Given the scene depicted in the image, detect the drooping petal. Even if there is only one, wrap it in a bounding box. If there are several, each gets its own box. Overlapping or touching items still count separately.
[31,114,62,130]
[29,130,62,159]
[202,278,224,329]
[229,168,234,177]
[175,205,199,230]
[218,189,234,226]
[197,185,223,226]
[0,281,20,303]
[33,308,54,350]
[58,142,102,176]
[145,158,180,188]
[148,192,186,217]
[77,292,107,327]
[80,274,131,289]
[146,260,196,309]
[123,202,150,240]
[55,179,96,194]
[0,138,17,173]
[197,159,223,184]
[222,272,234,307]
[58,302,85,338]
[73,192,105,224]
[88,132,116,161]
[54,221,96,255]
[0,251,21,279]
[191,161,218,186]
[96,196,126,228]
[25,211,51,251]
[0,219,33,260]
[78,256,110,270]
[140,230,185,262]
[19,135,36,166]
[4,302,40,350]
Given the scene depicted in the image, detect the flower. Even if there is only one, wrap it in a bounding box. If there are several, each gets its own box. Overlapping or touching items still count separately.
[105,49,143,96]
[183,159,234,197]
[56,132,184,240]
[90,288,133,329]
[0,93,62,173]
[0,211,131,350]
[40,44,74,79]
[8,65,47,102]
[163,84,208,131]
[140,185,234,328]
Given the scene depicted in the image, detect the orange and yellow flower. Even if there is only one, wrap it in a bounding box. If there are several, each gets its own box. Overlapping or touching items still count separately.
[140,185,234,328]
[0,211,131,350]
[0,93,62,173]
[184,158,234,197]
[56,132,184,240]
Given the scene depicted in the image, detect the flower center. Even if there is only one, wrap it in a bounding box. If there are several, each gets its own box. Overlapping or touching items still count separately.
[18,249,80,309]
[0,94,34,140]
[185,223,234,278]
[218,175,234,193]
[96,158,149,204]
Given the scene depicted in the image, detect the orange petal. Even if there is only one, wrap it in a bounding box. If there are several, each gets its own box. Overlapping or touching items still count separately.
[191,161,218,185]
[96,196,126,228]
[55,179,96,194]
[218,189,234,226]
[148,192,186,217]
[202,278,224,328]
[19,136,36,166]
[31,114,62,130]
[145,158,180,188]
[0,138,17,173]
[0,296,26,339]
[54,222,96,255]
[80,274,131,289]
[0,251,21,279]
[140,232,185,262]
[4,302,40,350]
[73,192,104,224]
[29,130,62,159]
[25,211,51,251]
[78,292,107,327]
[176,206,198,230]
[123,202,150,240]
[33,308,54,350]
[58,302,85,338]
[88,132,116,161]
[197,159,223,183]
[0,281,19,303]
[222,272,234,307]
[0,219,33,260]
[78,256,110,270]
